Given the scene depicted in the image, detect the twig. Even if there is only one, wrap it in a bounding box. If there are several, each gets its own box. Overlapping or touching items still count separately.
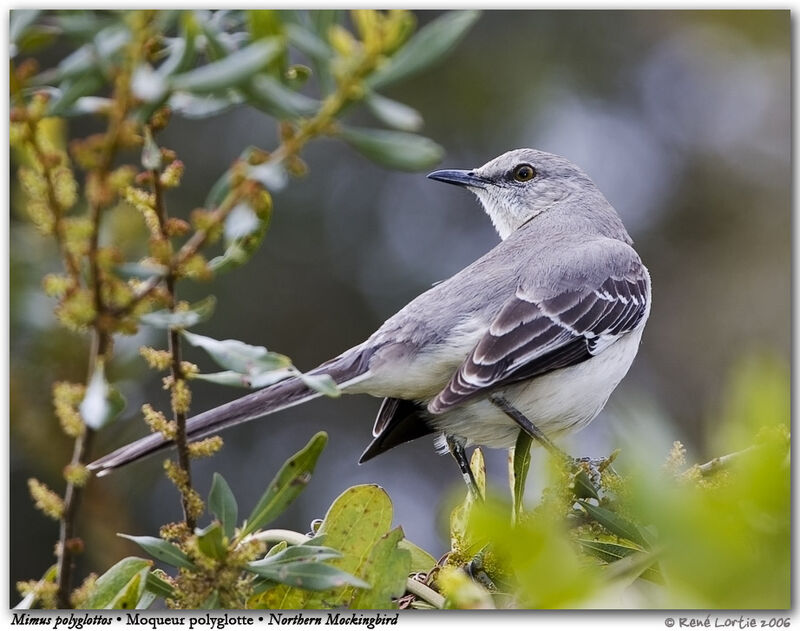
[241,529,312,547]
[696,446,756,477]
[150,166,195,529]
[56,330,107,608]
[405,577,446,609]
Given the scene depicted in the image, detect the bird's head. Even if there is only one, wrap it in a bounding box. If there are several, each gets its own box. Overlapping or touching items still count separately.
[428,148,598,240]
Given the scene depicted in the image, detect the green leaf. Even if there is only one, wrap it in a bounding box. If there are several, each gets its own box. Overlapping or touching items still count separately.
[247,10,285,41]
[158,15,198,77]
[196,522,227,561]
[144,571,174,600]
[265,540,288,557]
[132,64,168,106]
[79,361,126,430]
[118,535,196,570]
[194,368,295,389]
[169,91,241,119]
[10,10,41,46]
[139,295,216,329]
[577,501,648,547]
[135,589,157,610]
[47,73,105,117]
[365,93,423,132]
[201,590,220,609]
[578,538,642,563]
[182,330,292,375]
[116,262,169,280]
[248,484,396,609]
[247,75,319,118]
[339,127,443,171]
[248,545,341,569]
[572,468,600,500]
[107,566,148,610]
[83,558,153,609]
[369,11,480,90]
[349,527,411,609]
[510,430,533,522]
[208,473,238,539]
[285,23,332,60]
[247,561,368,590]
[171,39,282,93]
[241,432,328,537]
[298,372,340,398]
[399,538,437,574]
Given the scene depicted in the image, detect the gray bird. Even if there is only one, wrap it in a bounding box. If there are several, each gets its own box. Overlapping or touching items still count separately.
[88,148,651,486]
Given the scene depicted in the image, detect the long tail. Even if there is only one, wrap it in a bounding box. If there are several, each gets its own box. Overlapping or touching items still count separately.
[87,348,371,477]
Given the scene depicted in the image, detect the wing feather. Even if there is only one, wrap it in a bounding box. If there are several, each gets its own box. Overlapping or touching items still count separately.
[429,263,649,414]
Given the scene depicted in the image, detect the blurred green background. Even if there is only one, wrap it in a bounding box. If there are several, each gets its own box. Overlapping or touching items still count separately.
[10,10,790,601]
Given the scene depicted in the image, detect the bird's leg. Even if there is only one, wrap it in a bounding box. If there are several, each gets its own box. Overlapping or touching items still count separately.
[490,394,617,499]
[488,394,570,465]
[445,435,483,501]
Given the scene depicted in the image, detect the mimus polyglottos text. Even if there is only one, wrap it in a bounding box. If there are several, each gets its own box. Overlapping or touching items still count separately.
[89,148,651,489]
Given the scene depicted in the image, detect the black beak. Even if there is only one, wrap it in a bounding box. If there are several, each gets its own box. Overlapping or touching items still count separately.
[426,169,489,189]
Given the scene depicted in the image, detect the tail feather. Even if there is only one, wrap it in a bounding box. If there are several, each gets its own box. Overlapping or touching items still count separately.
[88,348,370,476]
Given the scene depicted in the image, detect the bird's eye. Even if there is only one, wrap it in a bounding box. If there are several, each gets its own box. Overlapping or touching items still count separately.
[512,164,536,182]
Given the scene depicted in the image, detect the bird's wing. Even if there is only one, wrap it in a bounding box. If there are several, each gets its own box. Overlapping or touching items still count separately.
[429,258,650,414]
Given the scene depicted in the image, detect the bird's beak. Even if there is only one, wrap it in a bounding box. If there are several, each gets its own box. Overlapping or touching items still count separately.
[426,169,489,189]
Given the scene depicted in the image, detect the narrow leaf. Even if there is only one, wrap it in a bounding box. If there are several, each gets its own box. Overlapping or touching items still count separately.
[209,472,238,539]
[299,372,340,398]
[339,127,443,171]
[196,522,227,561]
[139,295,216,329]
[365,93,423,132]
[83,558,152,609]
[285,23,332,60]
[247,561,369,590]
[182,330,292,374]
[369,11,480,90]
[107,566,148,610]
[79,362,126,430]
[247,74,319,118]
[194,368,295,389]
[169,91,241,119]
[510,430,533,522]
[201,590,220,609]
[248,545,341,568]
[572,468,600,500]
[132,64,168,105]
[47,73,105,117]
[10,10,41,46]
[171,39,282,93]
[118,535,196,570]
[144,571,174,600]
[241,432,328,537]
[577,501,648,547]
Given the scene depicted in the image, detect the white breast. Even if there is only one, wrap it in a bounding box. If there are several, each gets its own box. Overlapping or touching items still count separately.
[428,327,646,449]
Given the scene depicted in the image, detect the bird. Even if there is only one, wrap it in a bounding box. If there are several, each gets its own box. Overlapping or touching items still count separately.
[88,148,651,489]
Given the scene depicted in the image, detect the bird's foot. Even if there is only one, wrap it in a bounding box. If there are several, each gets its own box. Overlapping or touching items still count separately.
[569,450,619,500]
[465,546,496,591]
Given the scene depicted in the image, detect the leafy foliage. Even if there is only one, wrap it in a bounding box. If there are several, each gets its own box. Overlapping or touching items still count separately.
[10,8,479,609]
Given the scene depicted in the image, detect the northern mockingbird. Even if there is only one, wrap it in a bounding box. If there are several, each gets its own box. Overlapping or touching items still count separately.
[89,148,651,489]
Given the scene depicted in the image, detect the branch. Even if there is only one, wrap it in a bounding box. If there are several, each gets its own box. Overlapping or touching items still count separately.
[696,446,756,477]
